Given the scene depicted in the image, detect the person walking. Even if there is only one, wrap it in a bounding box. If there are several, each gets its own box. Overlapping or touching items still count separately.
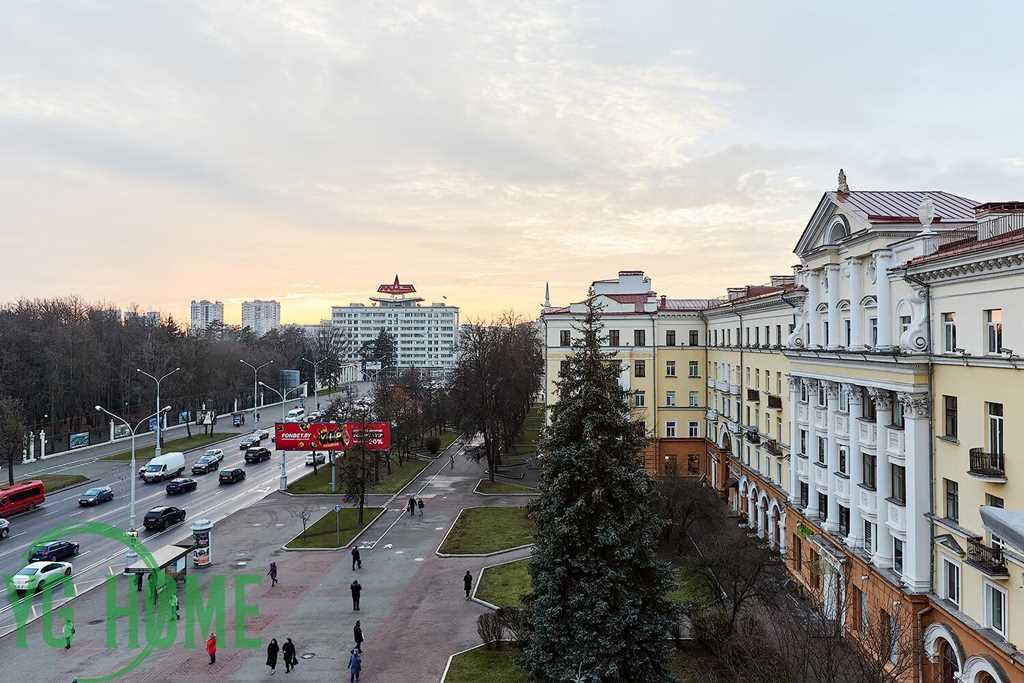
[464,570,473,599]
[62,618,75,649]
[282,637,297,674]
[351,547,362,571]
[347,649,362,682]
[353,620,363,653]
[350,579,362,611]
[266,638,279,675]
[169,591,180,621]
[207,632,217,664]
[407,497,416,517]
[417,498,424,517]
[449,452,455,470]
[267,561,278,587]
[148,572,158,606]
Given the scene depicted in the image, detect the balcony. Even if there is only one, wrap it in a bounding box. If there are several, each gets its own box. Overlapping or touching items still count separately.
[747,389,760,402]
[858,486,876,516]
[744,427,761,445]
[965,539,1009,578]
[835,475,851,502]
[858,419,876,447]
[814,463,828,487]
[707,377,714,389]
[716,379,729,392]
[796,458,808,477]
[969,449,1007,482]
[728,382,740,396]
[767,394,783,410]
[885,426,905,457]
[886,500,906,532]
[765,439,782,457]
[705,408,719,422]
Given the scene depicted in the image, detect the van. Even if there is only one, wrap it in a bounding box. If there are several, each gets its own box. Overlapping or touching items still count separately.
[140,452,186,483]
[284,407,306,423]
[0,481,45,517]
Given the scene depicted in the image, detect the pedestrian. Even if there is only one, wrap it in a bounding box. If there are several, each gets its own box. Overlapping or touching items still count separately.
[169,591,180,621]
[347,649,362,682]
[268,561,278,587]
[464,570,473,599]
[62,618,75,650]
[282,637,297,673]
[417,498,424,517]
[449,453,455,470]
[350,579,362,611]
[148,572,158,606]
[266,638,279,675]
[351,547,362,571]
[135,572,143,592]
[353,620,363,653]
[407,497,416,517]
[207,632,217,664]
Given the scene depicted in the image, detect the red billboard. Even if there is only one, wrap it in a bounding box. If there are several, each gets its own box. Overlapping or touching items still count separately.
[274,421,391,452]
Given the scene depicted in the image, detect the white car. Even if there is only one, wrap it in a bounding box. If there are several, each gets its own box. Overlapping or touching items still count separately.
[11,561,72,594]
[305,452,327,466]
[203,449,224,462]
[0,518,9,539]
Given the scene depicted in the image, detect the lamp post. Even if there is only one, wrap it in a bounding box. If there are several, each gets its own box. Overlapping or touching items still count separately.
[240,359,274,428]
[137,367,180,458]
[300,357,325,410]
[259,382,305,491]
[95,404,171,559]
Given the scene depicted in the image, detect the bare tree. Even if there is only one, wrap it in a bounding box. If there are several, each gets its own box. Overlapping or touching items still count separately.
[0,396,25,486]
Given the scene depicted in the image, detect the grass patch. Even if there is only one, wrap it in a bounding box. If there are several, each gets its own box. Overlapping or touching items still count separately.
[439,429,460,450]
[369,457,429,494]
[667,565,716,605]
[13,474,88,494]
[477,558,531,608]
[510,405,543,457]
[102,433,226,462]
[284,507,383,549]
[476,480,537,495]
[440,507,534,555]
[447,644,526,683]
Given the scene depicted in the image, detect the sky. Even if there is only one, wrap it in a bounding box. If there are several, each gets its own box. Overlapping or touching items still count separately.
[3,1,1024,325]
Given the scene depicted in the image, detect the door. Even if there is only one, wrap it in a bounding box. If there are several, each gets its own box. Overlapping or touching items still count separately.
[988,403,1004,466]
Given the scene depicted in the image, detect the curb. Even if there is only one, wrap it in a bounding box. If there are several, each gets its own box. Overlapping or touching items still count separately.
[434,506,535,558]
[470,553,533,611]
[281,506,386,552]
[98,430,242,463]
[472,479,538,497]
[439,641,515,683]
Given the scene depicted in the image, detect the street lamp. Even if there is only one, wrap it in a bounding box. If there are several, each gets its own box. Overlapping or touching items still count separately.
[240,359,274,428]
[95,404,171,559]
[259,381,305,491]
[300,357,326,410]
[136,367,180,458]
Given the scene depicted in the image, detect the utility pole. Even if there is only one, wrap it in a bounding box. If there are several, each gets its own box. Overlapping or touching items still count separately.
[240,359,274,428]
[137,367,180,457]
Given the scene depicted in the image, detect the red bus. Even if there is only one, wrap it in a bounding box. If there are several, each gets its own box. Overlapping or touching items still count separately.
[0,481,45,517]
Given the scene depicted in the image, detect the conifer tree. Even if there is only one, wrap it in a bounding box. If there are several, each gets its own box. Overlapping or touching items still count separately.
[526,296,676,682]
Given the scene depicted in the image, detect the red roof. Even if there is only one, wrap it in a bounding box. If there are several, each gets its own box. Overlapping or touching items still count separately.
[708,284,803,309]
[831,191,978,224]
[906,229,1024,268]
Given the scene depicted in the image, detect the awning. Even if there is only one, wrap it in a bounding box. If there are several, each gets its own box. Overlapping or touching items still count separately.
[123,543,194,574]
[980,506,1024,552]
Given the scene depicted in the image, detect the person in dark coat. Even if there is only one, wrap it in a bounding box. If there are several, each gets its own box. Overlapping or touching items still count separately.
[417,498,424,517]
[351,547,361,571]
[282,637,297,673]
[347,649,362,682]
[350,580,362,610]
[353,620,363,653]
[464,570,473,599]
[407,497,416,516]
[267,562,278,586]
[266,638,279,675]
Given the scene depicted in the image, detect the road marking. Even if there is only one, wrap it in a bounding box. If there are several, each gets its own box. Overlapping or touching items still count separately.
[414,557,424,562]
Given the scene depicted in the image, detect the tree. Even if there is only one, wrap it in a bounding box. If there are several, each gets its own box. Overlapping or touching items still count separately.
[525,297,676,682]
[0,396,26,486]
[338,402,375,525]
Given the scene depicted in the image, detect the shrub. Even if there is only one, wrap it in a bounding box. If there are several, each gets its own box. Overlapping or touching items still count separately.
[496,607,528,643]
[477,612,504,646]
[425,435,442,455]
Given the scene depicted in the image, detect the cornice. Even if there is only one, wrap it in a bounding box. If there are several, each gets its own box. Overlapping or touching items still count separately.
[904,249,1024,284]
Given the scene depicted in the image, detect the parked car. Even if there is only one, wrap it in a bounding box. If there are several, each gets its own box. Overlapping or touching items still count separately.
[165,478,198,495]
[143,506,186,531]
[305,452,327,466]
[238,437,256,450]
[0,518,9,540]
[11,561,72,594]
[29,540,79,562]
[78,486,114,506]
[139,452,186,483]
[219,468,246,485]
[191,455,221,475]
[244,447,271,464]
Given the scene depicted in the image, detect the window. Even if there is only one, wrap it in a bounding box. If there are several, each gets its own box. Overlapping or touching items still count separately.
[799,481,809,508]
[985,582,1008,637]
[862,453,877,490]
[809,549,821,590]
[985,309,1003,353]
[634,360,646,377]
[799,429,808,456]
[665,330,676,347]
[666,421,677,438]
[713,329,719,346]
[755,369,760,389]
[899,315,911,336]
[609,329,620,347]
[882,610,898,665]
[793,535,803,570]
[944,479,959,522]
[863,392,877,421]
[665,360,676,377]
[776,416,782,440]
[559,360,569,375]
[817,493,828,521]
[838,446,848,475]
[823,321,829,346]
[688,421,699,438]
[800,382,809,403]
[634,329,646,347]
[727,329,731,346]
[942,559,960,607]
[892,399,904,428]
[893,538,904,574]
[775,325,782,346]
[745,328,750,346]
[891,464,906,505]
[844,319,851,347]
[666,391,677,407]
[852,586,865,632]
[870,317,878,346]
[942,313,957,353]
[988,402,1004,455]
[943,396,958,439]
[864,520,876,554]
[689,330,699,346]
[817,382,827,407]
[559,330,570,346]
[839,387,849,413]
[688,391,699,407]
[816,436,826,465]
[839,505,850,537]
[755,327,760,346]
[764,325,770,346]
[634,391,645,408]
[776,461,782,483]
[687,454,699,474]
[688,361,699,378]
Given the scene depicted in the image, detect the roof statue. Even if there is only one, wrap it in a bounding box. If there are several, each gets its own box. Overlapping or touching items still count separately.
[837,168,849,193]
[377,275,417,296]
[917,197,936,234]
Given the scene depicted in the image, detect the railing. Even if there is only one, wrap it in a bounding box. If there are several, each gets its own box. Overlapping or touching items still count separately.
[858,419,876,447]
[938,214,1024,252]
[886,426,905,456]
[966,539,1009,577]
[729,383,740,396]
[744,428,760,444]
[969,449,1006,478]
[765,439,782,457]
[767,395,782,410]
[747,389,760,402]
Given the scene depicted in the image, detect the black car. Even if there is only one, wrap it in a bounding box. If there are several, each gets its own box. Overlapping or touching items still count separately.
[143,506,186,531]
[191,456,220,475]
[238,438,255,450]
[78,486,114,506]
[244,447,271,464]
[165,478,198,495]
[29,540,79,562]
[219,468,246,485]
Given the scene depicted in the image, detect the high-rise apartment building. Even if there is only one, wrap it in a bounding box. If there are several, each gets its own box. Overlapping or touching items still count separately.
[190,300,224,331]
[241,299,281,337]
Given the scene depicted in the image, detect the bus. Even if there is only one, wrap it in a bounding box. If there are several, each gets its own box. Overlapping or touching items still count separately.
[0,481,46,517]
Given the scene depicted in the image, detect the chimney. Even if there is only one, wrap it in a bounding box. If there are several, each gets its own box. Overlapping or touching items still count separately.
[727,287,746,301]
[770,275,795,288]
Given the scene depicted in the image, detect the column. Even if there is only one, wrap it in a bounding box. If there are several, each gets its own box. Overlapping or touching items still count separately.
[747,492,756,526]
[825,265,840,349]
[845,385,864,548]
[847,258,864,350]
[756,499,766,538]
[824,381,840,532]
[806,269,820,348]
[778,511,788,555]
[788,376,801,504]
[870,388,893,568]
[901,392,931,592]
[804,379,820,519]
[875,250,893,349]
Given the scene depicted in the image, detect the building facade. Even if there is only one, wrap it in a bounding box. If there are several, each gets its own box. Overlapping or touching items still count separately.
[241,299,281,337]
[189,300,224,331]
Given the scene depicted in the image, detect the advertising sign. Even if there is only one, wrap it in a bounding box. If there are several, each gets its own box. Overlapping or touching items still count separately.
[112,424,131,440]
[69,432,90,449]
[178,410,190,425]
[148,417,159,432]
[274,421,391,452]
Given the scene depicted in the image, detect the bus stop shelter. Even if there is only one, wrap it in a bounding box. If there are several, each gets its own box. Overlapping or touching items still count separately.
[124,542,194,595]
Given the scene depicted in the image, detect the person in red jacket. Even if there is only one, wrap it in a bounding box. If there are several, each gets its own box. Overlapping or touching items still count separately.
[207,632,217,665]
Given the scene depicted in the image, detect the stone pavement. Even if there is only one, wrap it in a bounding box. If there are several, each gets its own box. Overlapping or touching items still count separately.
[0,442,537,681]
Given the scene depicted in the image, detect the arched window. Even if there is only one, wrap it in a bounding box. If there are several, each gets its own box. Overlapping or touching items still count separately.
[940,641,959,683]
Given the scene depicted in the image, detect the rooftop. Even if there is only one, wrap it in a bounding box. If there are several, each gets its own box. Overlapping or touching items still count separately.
[829,190,978,224]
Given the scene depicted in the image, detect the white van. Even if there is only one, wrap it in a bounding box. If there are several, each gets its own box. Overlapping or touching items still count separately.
[140,452,186,483]
[284,407,306,423]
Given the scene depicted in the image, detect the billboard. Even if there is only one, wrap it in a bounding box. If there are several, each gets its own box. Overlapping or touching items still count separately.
[112,424,131,440]
[69,432,90,449]
[274,421,391,452]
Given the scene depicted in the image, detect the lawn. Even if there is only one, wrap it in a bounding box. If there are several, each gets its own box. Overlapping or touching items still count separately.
[477,558,531,608]
[438,429,460,450]
[284,507,383,549]
[667,565,717,605]
[13,474,88,494]
[510,405,543,457]
[101,433,226,462]
[446,644,526,683]
[439,506,534,555]
[476,480,538,495]
[286,456,429,495]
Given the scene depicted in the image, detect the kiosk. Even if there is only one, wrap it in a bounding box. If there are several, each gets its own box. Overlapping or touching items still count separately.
[191,519,213,567]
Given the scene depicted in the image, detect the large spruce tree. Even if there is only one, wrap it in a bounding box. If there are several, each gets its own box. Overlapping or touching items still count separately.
[526,297,676,682]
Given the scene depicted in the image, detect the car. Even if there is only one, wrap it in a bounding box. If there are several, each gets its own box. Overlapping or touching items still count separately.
[239,437,256,450]
[203,448,224,461]
[29,540,79,562]
[165,478,198,495]
[78,486,114,506]
[0,518,9,540]
[305,452,327,466]
[219,468,246,485]
[11,561,72,594]
[143,506,186,531]
[257,429,270,440]
[191,455,221,475]
[244,447,271,464]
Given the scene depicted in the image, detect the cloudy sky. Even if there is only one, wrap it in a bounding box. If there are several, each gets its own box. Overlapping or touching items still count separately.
[3,2,1023,324]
